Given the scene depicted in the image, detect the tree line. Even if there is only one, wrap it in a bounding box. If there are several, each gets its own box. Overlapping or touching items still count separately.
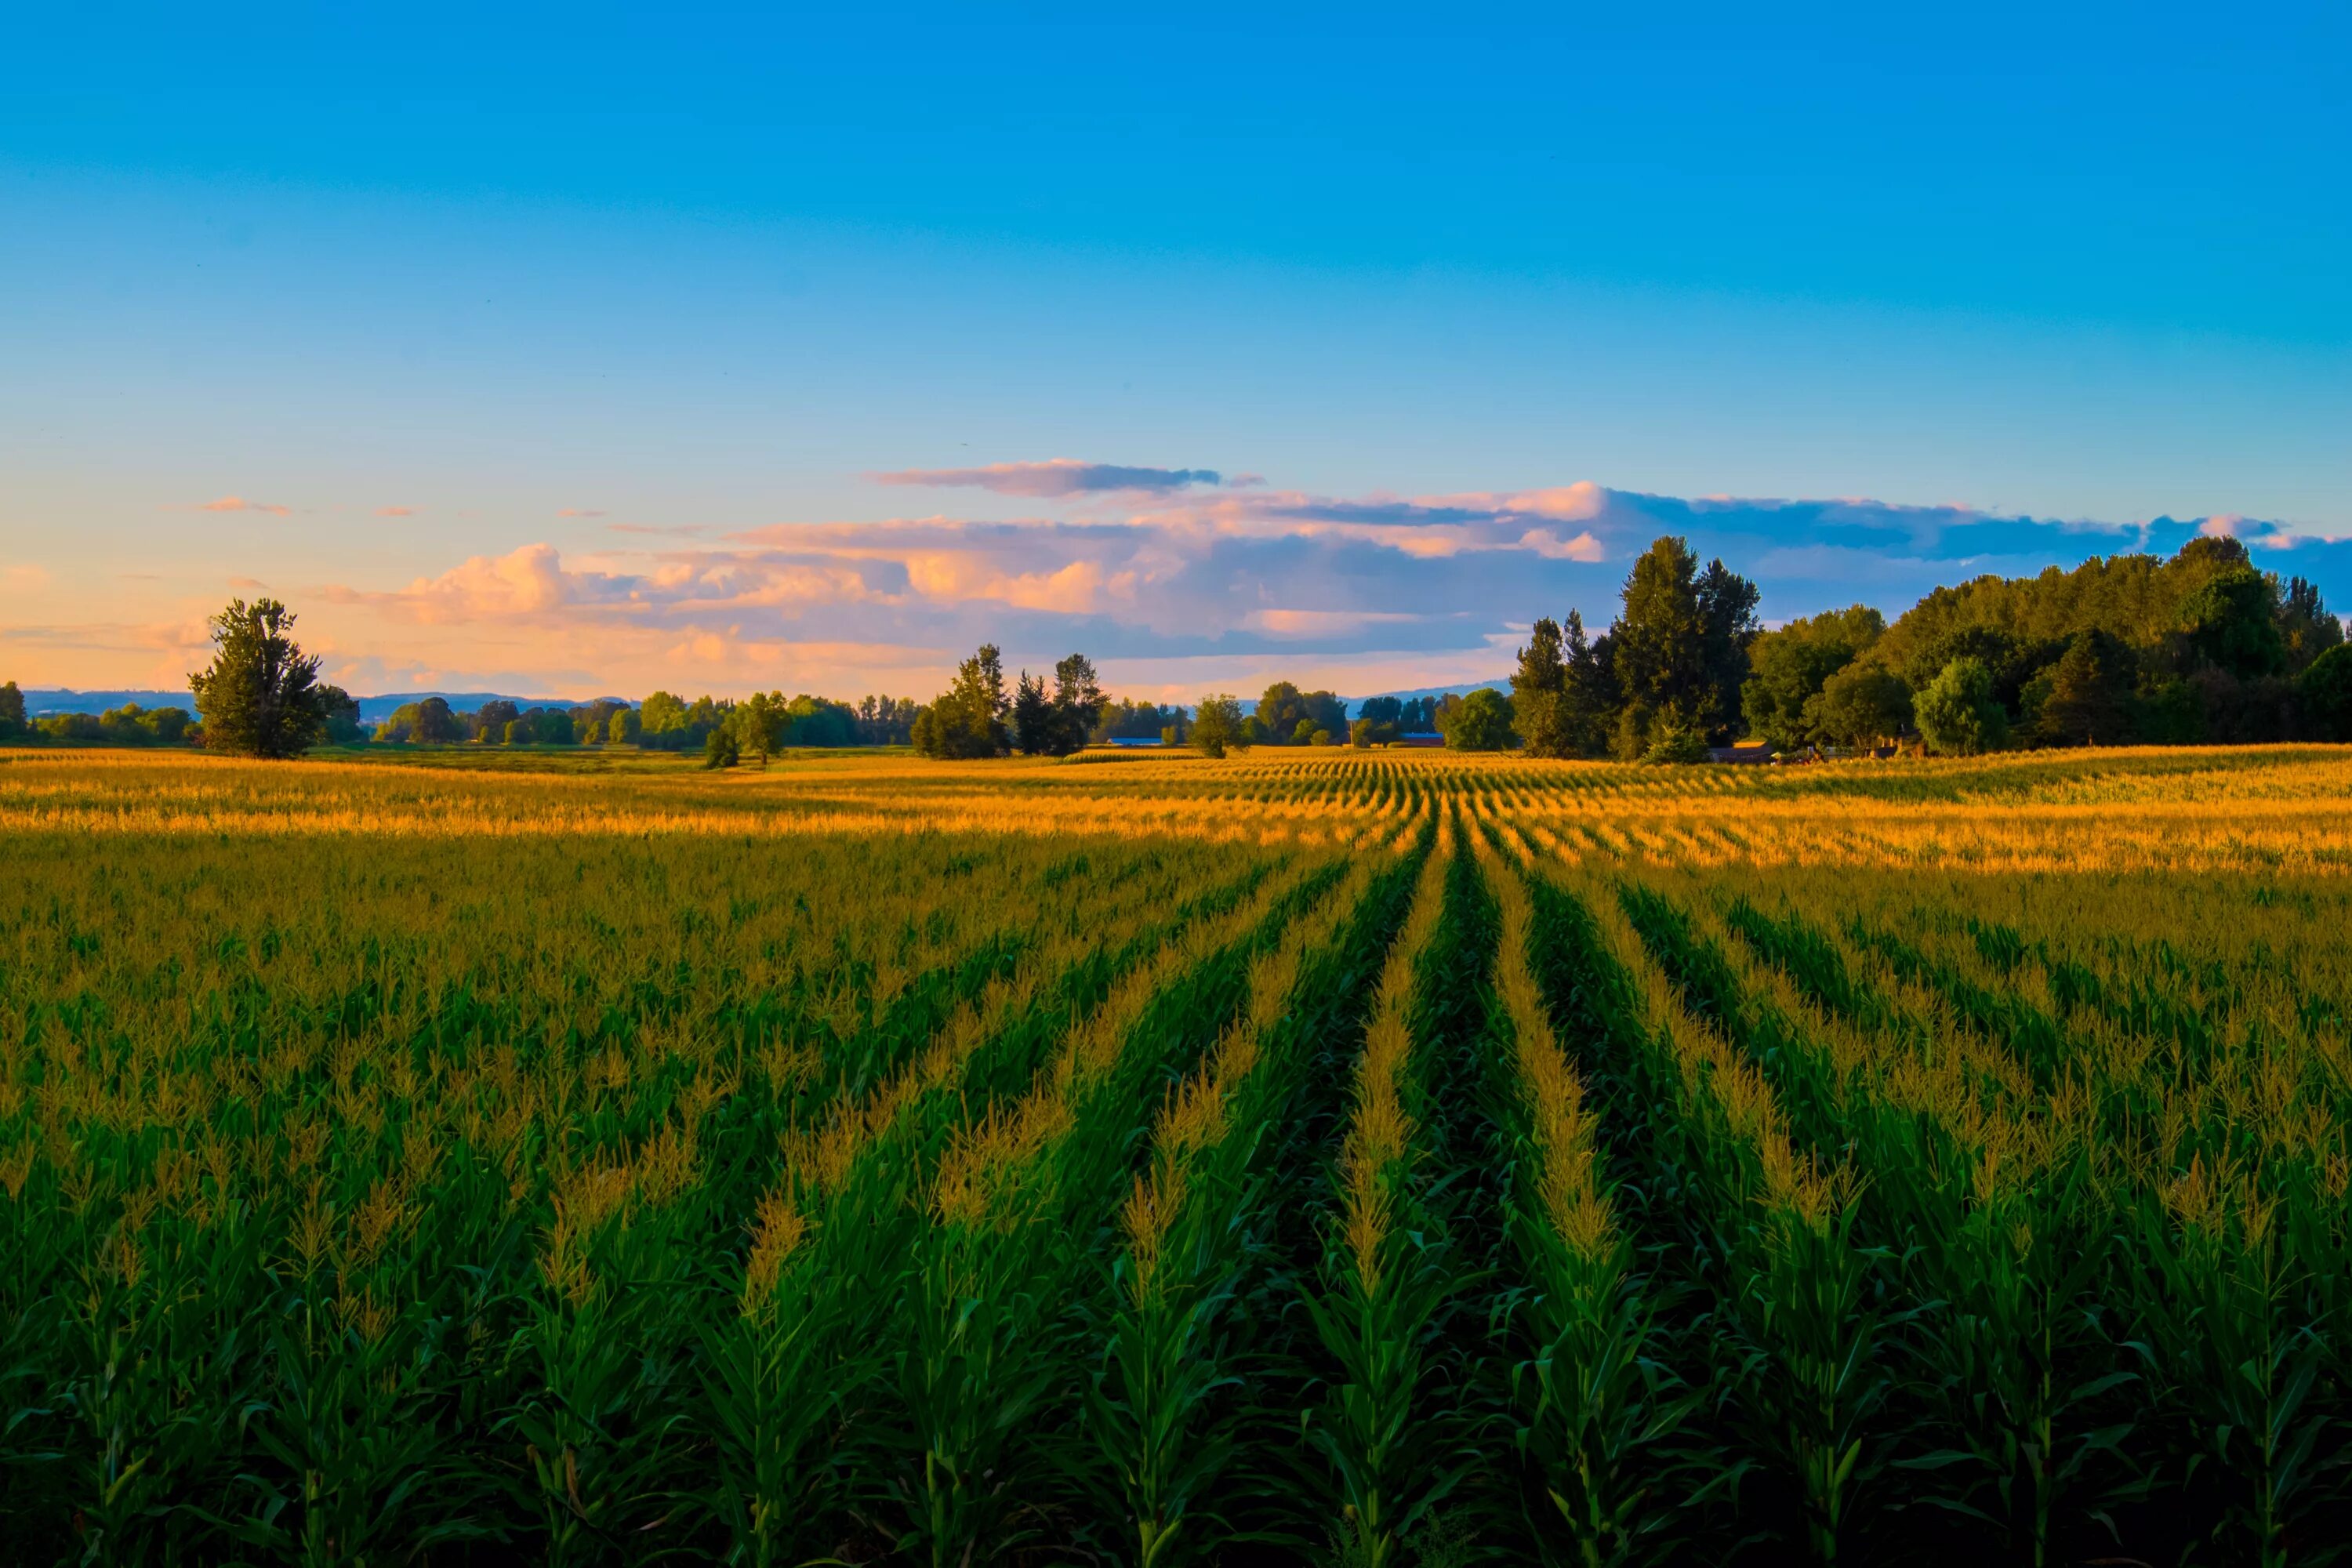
[1508,532,2349,757]
[8,543,2349,761]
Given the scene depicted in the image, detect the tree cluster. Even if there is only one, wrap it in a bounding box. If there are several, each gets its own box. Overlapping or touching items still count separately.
[1091,699,1189,744]
[908,648,1105,760]
[1737,536,2348,755]
[1513,537,1762,759]
[1348,695,1440,747]
[1013,655,1105,757]
[855,695,923,746]
[1247,682,1348,746]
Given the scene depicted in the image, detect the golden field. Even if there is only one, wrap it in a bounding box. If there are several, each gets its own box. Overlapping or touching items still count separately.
[2,742,2349,1566]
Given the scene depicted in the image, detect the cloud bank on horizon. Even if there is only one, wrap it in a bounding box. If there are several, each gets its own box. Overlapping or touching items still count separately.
[7,462,2343,699]
[867,459,1240,498]
[220,462,2347,700]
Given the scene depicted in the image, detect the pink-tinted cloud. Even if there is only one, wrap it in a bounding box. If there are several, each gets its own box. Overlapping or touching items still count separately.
[869,459,1227,497]
[557,507,607,518]
[328,543,605,625]
[278,474,2339,701]
[198,495,292,516]
[376,506,416,517]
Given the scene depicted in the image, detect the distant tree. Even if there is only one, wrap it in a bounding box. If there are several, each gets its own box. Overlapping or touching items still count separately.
[1349,716,1375,748]
[1093,697,1185,742]
[1512,617,1571,757]
[568,699,628,742]
[38,713,103,742]
[779,695,858,748]
[1012,672,1057,756]
[862,695,920,746]
[1353,695,1403,746]
[387,697,467,744]
[703,725,740,769]
[1741,605,1883,752]
[99,703,194,744]
[1050,654,1105,755]
[1291,718,1320,746]
[2299,644,2352,742]
[1254,681,1308,743]
[1612,537,1712,739]
[1558,612,1615,757]
[1443,688,1515,751]
[471,699,520,742]
[1807,666,1912,750]
[2178,566,2287,679]
[187,597,328,758]
[1696,557,1763,742]
[641,691,689,739]
[729,692,783,768]
[916,645,1011,758]
[316,685,365,744]
[610,707,642,745]
[1192,694,1247,759]
[2279,576,2343,673]
[1915,657,2009,756]
[2029,629,2139,746]
[0,680,22,741]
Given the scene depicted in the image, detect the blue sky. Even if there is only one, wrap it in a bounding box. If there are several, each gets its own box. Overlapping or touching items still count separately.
[2,2,2346,699]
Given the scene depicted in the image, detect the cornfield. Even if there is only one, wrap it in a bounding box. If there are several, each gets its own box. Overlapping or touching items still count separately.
[3,742,2350,1564]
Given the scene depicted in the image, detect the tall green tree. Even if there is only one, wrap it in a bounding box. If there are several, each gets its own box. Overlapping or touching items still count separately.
[187,597,328,758]
[2278,575,2342,673]
[1696,557,1763,741]
[1808,666,1912,749]
[317,685,365,744]
[0,680,24,741]
[1610,536,1759,745]
[2177,566,2287,679]
[2298,645,2352,742]
[1050,653,1105,755]
[1011,672,1056,755]
[1511,617,1570,757]
[1915,657,2009,756]
[2029,629,2139,746]
[729,692,783,767]
[1190,694,1247,758]
[1441,687,1515,751]
[1740,605,1882,752]
[1558,611,1614,756]
[916,644,1011,758]
[1612,536,1706,731]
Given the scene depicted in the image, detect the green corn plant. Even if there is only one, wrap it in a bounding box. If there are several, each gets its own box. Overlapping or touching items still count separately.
[1468,828,1686,1568]
[1302,839,1461,1568]
[1083,829,1424,1566]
